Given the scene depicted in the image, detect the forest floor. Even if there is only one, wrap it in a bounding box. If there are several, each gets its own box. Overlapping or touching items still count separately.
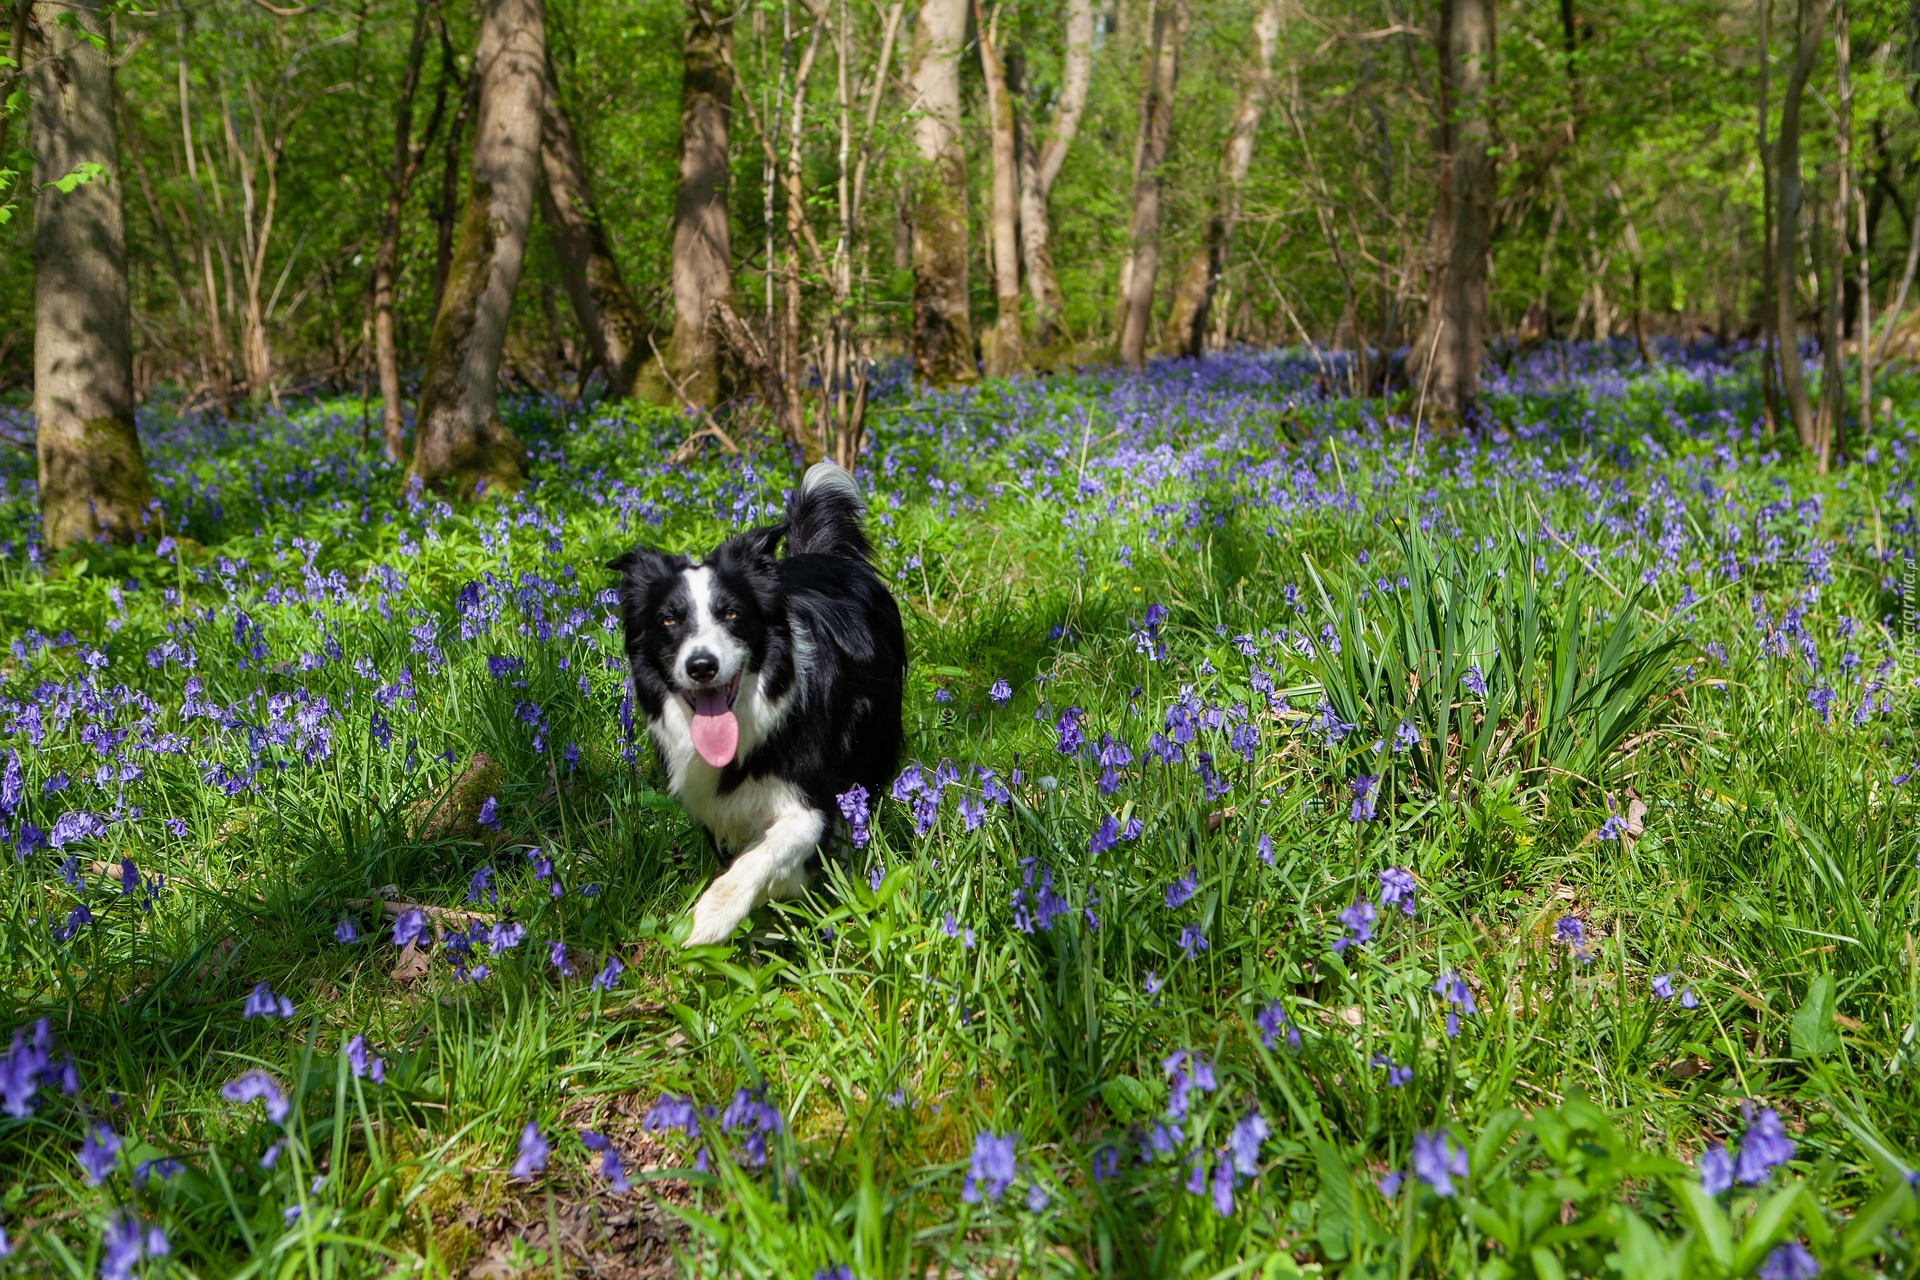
[1,342,1918,1278]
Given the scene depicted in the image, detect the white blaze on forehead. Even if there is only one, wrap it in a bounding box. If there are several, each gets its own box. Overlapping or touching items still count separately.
[675,566,749,685]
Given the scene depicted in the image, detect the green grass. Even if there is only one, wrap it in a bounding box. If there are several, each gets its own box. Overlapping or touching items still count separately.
[1,347,1918,1278]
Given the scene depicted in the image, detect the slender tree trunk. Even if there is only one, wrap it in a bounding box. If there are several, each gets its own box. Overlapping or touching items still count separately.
[432,47,475,317]
[410,0,544,497]
[978,2,1023,375]
[539,51,649,400]
[29,0,155,548]
[1775,0,1823,455]
[908,0,975,385]
[1117,0,1188,369]
[1161,0,1280,359]
[1759,0,1780,435]
[1825,0,1852,463]
[1410,0,1497,416]
[374,0,443,462]
[1014,0,1092,350]
[667,1,733,406]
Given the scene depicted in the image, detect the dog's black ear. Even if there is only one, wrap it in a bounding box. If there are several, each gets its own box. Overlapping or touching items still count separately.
[606,546,680,593]
[713,522,786,569]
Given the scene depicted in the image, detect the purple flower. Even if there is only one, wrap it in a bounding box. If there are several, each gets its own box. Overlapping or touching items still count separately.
[1555,915,1586,946]
[242,982,295,1019]
[346,1034,385,1082]
[77,1123,121,1185]
[466,866,496,905]
[1377,867,1416,916]
[989,679,1012,705]
[488,921,526,953]
[1734,1107,1795,1185]
[1461,665,1487,697]
[1372,1053,1413,1087]
[1758,1241,1819,1280]
[1596,814,1628,841]
[1411,1129,1468,1197]
[1257,834,1274,865]
[1699,1144,1734,1195]
[334,916,359,944]
[581,1131,630,1192]
[1652,973,1676,1000]
[1055,707,1085,755]
[1255,1000,1299,1050]
[1228,1109,1269,1175]
[837,785,872,847]
[592,954,624,991]
[1143,971,1162,996]
[1162,1050,1217,1120]
[392,908,426,948]
[548,941,573,974]
[1349,774,1380,822]
[1164,869,1197,909]
[100,1212,168,1280]
[961,1130,1017,1204]
[1377,1169,1405,1198]
[1212,1153,1235,1216]
[222,1070,291,1122]
[1178,923,1209,957]
[477,796,499,829]
[512,1121,549,1179]
[48,810,104,849]
[1680,986,1699,1008]
[1333,898,1376,953]
[644,1093,699,1134]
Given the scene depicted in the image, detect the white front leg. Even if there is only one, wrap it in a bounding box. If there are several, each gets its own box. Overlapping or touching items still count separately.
[684,803,826,947]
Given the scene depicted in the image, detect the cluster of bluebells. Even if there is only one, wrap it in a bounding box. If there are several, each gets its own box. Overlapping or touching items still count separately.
[1696,1104,1797,1194]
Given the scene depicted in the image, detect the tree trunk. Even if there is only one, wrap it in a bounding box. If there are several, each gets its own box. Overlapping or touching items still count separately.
[1410,0,1496,417]
[1161,0,1280,359]
[29,0,155,549]
[1758,0,1780,435]
[539,52,648,401]
[1117,0,1187,370]
[1775,0,1823,456]
[374,0,444,462]
[978,2,1023,376]
[410,0,544,498]
[432,49,476,318]
[907,0,975,385]
[1014,0,1092,350]
[666,1,733,406]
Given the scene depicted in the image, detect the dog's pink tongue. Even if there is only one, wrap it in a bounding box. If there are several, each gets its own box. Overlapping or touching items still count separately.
[689,688,739,767]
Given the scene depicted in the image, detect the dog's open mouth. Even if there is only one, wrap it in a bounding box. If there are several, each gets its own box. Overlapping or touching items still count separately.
[686,673,742,767]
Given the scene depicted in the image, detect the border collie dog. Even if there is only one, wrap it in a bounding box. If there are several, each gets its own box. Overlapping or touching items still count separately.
[610,461,906,946]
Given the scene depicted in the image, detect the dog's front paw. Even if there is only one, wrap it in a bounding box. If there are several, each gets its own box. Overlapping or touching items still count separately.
[684,878,755,948]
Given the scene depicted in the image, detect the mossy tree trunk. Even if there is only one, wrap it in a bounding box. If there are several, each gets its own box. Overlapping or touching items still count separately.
[411,0,545,498]
[1773,0,1823,455]
[977,1,1024,376]
[374,0,446,462]
[540,49,649,400]
[908,0,975,386]
[667,1,733,407]
[1161,0,1279,359]
[29,0,155,550]
[1117,0,1187,370]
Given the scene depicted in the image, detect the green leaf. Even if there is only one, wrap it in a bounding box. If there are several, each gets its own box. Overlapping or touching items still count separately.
[1099,1074,1153,1123]
[47,161,105,195]
[1732,1182,1804,1274]
[1790,973,1839,1059]
[1838,1176,1917,1262]
[1671,1180,1733,1269]
[1311,1140,1354,1262]
[1527,1245,1566,1280]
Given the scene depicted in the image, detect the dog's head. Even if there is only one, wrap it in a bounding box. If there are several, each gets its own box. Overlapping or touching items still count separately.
[608,523,787,767]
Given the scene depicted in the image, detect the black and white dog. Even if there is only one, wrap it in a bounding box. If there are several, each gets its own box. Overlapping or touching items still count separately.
[609,461,906,946]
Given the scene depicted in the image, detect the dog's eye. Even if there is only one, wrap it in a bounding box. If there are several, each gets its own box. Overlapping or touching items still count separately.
[659,616,678,629]
[723,608,739,622]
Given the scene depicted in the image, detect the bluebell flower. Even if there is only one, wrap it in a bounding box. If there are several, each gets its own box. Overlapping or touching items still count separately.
[1333,898,1376,953]
[1461,666,1488,697]
[1055,707,1085,755]
[581,1131,630,1192]
[1435,970,1476,1037]
[1378,867,1416,916]
[222,1070,291,1122]
[1211,1153,1235,1215]
[512,1121,549,1179]
[643,1093,699,1135]
[1372,1052,1413,1087]
[466,866,496,905]
[1596,815,1628,841]
[1257,834,1274,865]
[77,1123,121,1185]
[837,785,871,847]
[1162,1051,1217,1120]
[989,679,1012,706]
[133,1157,183,1187]
[961,1130,1017,1204]
[1178,923,1209,957]
[346,1034,385,1082]
[392,908,426,948]
[1228,1109,1269,1175]
[1185,1153,1208,1196]
[1393,721,1420,753]
[1377,1169,1404,1198]
[1089,815,1122,855]
[1164,869,1197,909]
[99,1213,168,1280]
[260,1139,285,1169]
[1758,1241,1819,1280]
[721,1085,783,1167]
[488,921,525,953]
[1411,1129,1468,1197]
[477,796,499,829]
[243,982,295,1019]
[592,954,624,991]
[548,941,572,975]
[1026,1181,1049,1213]
[1255,1000,1299,1050]
[1091,1146,1120,1182]
[334,917,359,944]
[1734,1107,1795,1185]
[1349,774,1380,822]
[1698,1144,1734,1195]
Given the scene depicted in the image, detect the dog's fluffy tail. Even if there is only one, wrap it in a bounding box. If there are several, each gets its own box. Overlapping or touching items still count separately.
[785,460,871,562]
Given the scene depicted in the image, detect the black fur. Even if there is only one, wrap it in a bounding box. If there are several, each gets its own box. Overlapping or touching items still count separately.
[608,471,906,816]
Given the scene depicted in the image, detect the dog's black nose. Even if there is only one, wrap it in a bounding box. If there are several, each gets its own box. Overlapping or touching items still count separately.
[685,651,719,683]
